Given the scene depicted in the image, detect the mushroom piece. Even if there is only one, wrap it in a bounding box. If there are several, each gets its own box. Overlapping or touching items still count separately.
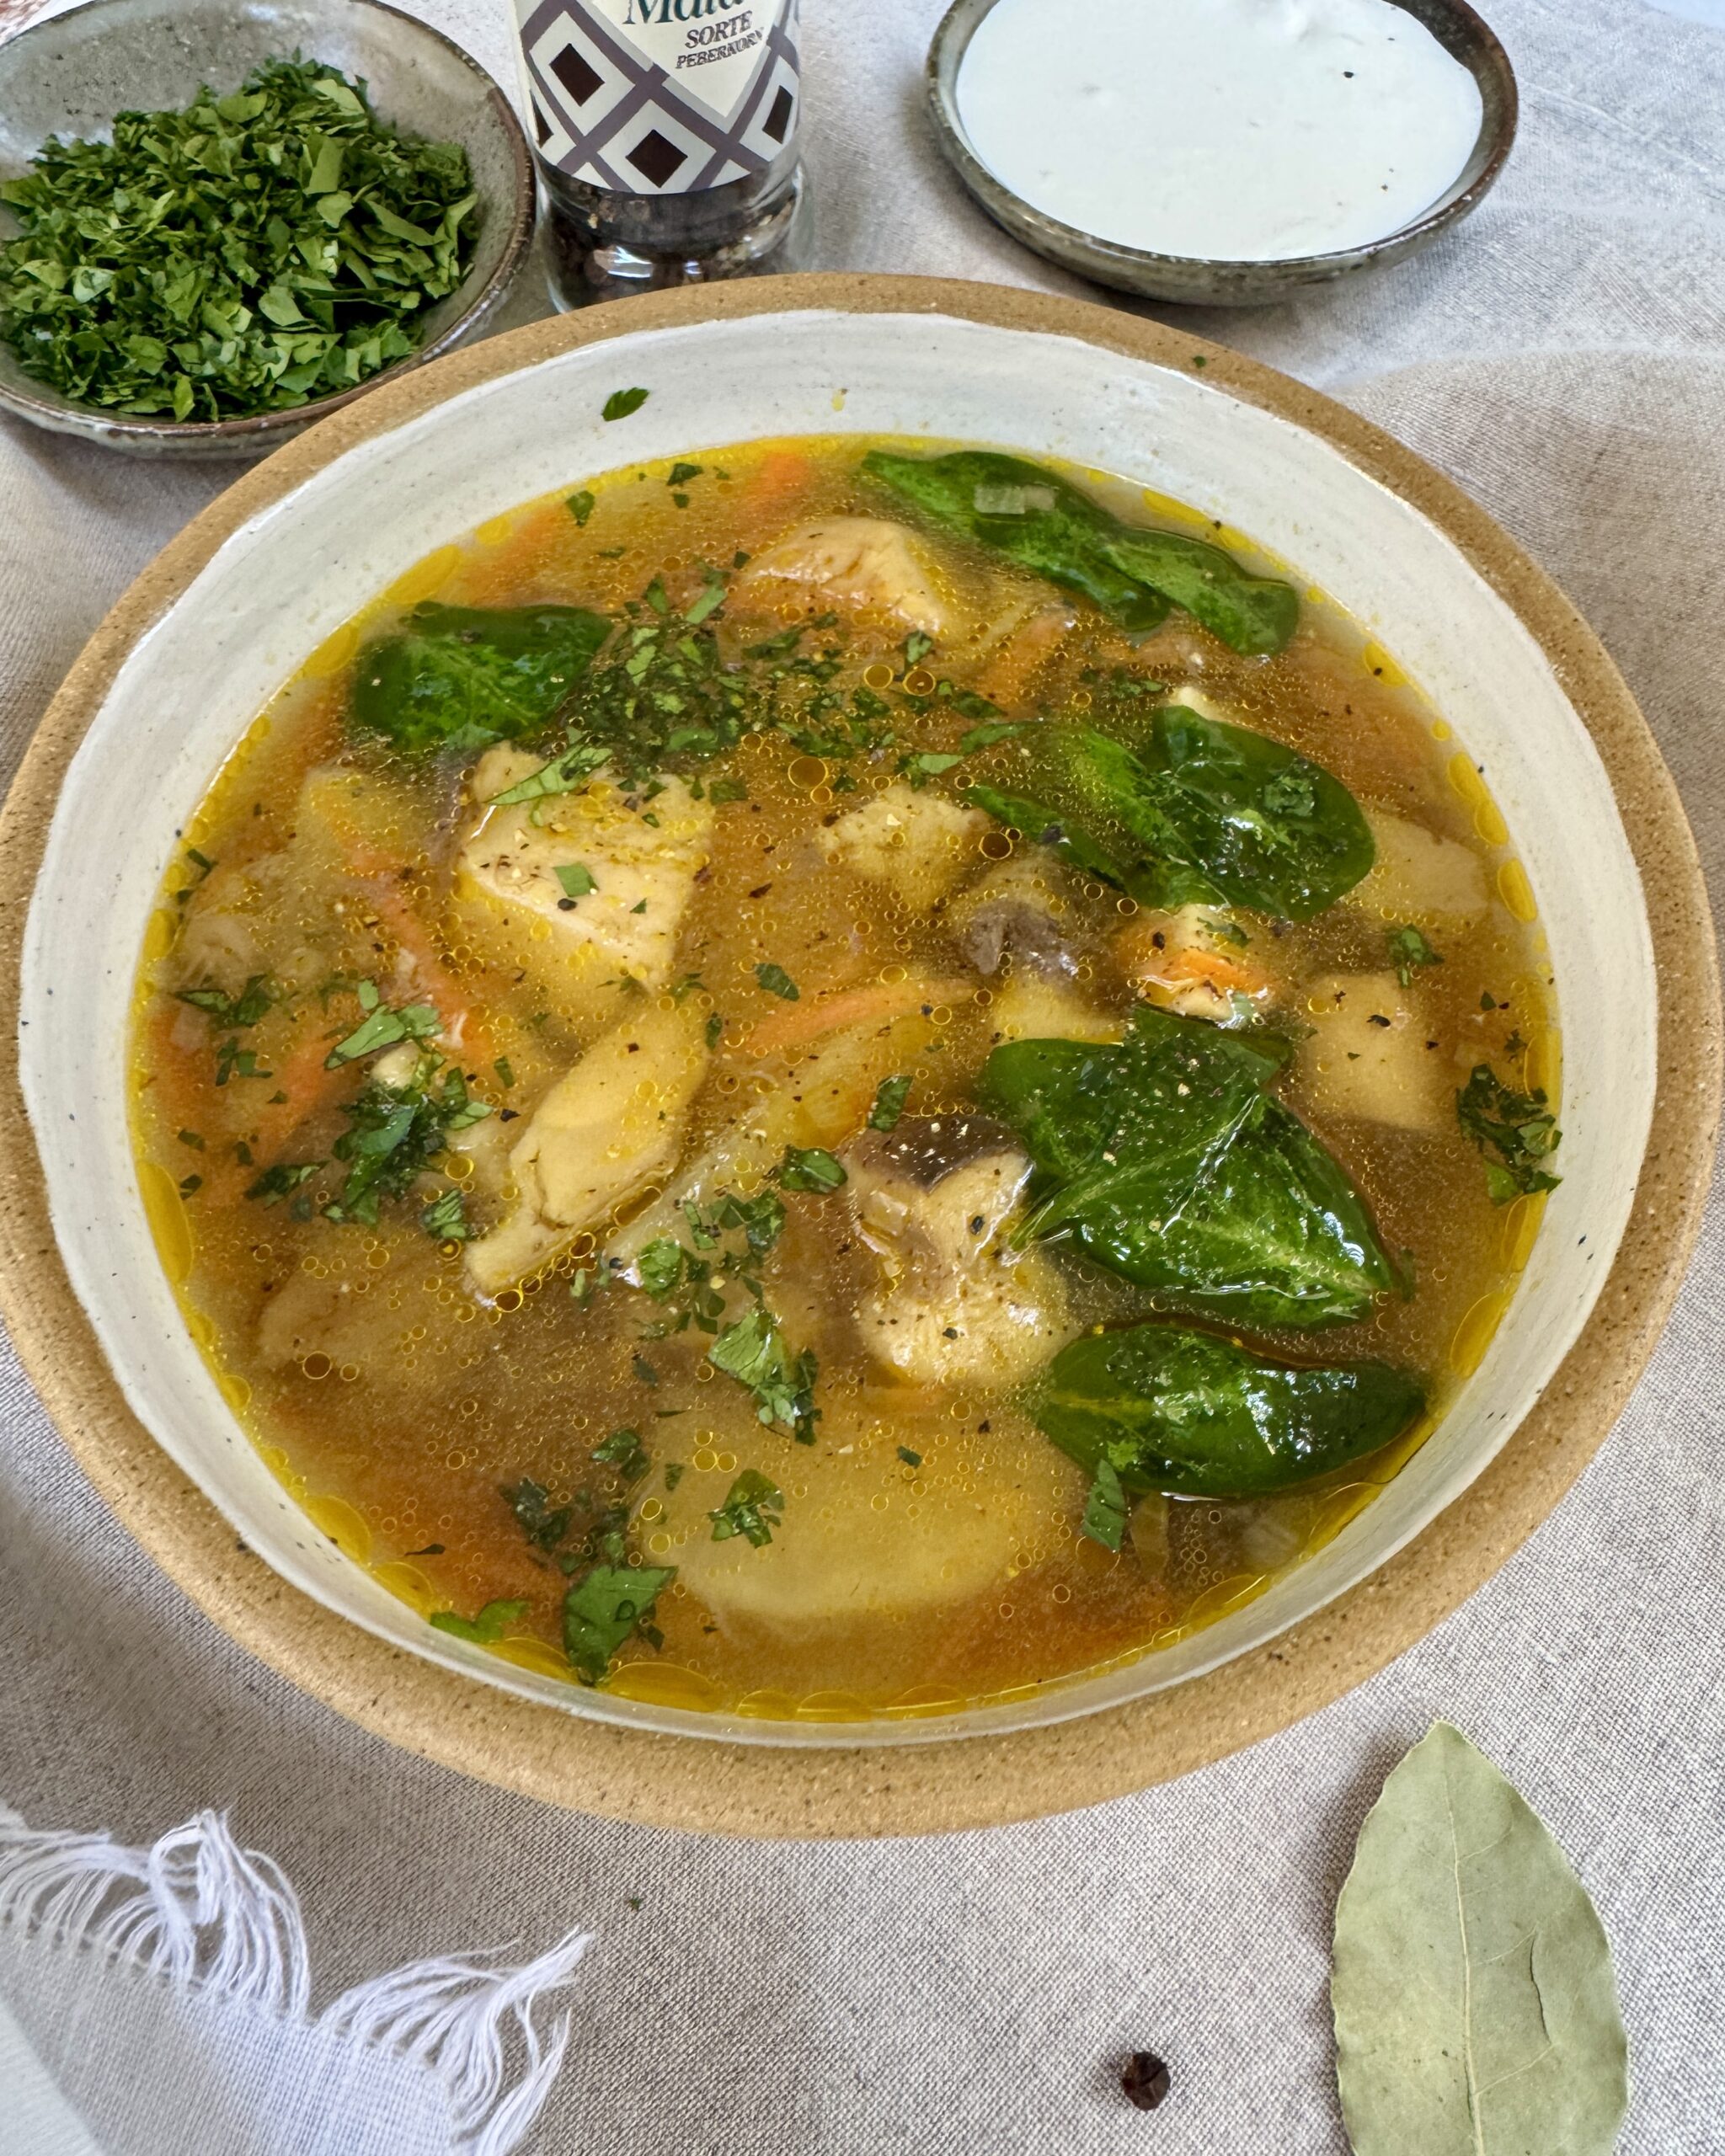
[944,853,1088,981]
[843,1114,1071,1387]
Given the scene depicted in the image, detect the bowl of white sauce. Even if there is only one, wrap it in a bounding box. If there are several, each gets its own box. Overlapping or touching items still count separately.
[928,0,1518,306]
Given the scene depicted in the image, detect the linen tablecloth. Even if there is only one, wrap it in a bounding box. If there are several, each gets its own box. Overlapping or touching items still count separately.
[3,1,1723,2148]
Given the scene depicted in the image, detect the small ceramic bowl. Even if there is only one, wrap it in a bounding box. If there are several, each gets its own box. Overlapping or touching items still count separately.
[927,0,1519,307]
[0,0,535,459]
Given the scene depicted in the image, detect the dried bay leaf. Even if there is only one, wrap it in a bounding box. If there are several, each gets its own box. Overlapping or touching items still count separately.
[1332,1722,1628,2156]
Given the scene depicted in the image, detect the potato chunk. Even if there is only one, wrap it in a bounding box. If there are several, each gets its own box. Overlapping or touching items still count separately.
[740,515,955,634]
[816,781,987,913]
[452,748,713,1002]
[987,973,1123,1045]
[465,1001,708,1295]
[656,1407,1055,1646]
[844,1116,1071,1387]
[1298,969,1447,1131]
[1358,809,1488,926]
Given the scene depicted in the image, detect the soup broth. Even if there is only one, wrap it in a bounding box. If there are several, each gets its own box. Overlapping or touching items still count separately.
[129,436,1560,1721]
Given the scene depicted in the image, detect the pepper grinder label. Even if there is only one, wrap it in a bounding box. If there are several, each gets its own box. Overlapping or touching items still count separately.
[515,0,802,195]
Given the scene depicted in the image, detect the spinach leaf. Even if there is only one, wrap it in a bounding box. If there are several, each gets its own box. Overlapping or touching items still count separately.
[1145,707,1375,918]
[1098,528,1300,657]
[350,603,610,758]
[864,449,1299,654]
[1033,1323,1423,1497]
[866,449,1169,631]
[981,1007,1401,1327]
[562,1562,675,1684]
[968,714,1372,921]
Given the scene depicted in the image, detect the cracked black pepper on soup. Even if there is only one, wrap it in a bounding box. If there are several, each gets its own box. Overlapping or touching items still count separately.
[131,433,1561,1720]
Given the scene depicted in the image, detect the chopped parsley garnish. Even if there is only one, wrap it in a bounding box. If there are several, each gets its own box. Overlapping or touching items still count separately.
[591,1427,650,1483]
[1456,1064,1562,1204]
[896,1446,923,1469]
[632,1353,661,1388]
[420,1187,470,1241]
[602,387,649,421]
[664,1463,686,1492]
[566,489,595,526]
[868,1074,914,1132]
[555,862,597,899]
[486,740,610,808]
[430,1597,528,1645]
[708,1469,784,1548]
[957,719,1028,754]
[493,1057,515,1089]
[323,979,441,1068]
[900,750,964,787]
[0,58,478,423]
[707,1307,819,1443]
[214,1038,273,1087]
[177,1129,206,1150]
[670,972,705,1001]
[637,1237,689,1302]
[903,631,934,666]
[502,1477,573,1552]
[245,1160,322,1205]
[175,974,274,1028]
[303,1052,489,1228]
[705,1011,724,1050]
[1387,924,1444,988]
[755,962,798,1001]
[774,1145,847,1193]
[179,1172,203,1196]
[1081,1460,1129,1553]
[666,462,703,487]
[562,1562,675,1684]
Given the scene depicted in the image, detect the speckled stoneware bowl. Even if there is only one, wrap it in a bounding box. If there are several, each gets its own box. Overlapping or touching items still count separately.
[0,277,1716,1836]
[927,0,1519,307]
[0,0,534,459]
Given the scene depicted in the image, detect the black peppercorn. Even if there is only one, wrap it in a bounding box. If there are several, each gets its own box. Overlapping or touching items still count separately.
[1120,2052,1172,2111]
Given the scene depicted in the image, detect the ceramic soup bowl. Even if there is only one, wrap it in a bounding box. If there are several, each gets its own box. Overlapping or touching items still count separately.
[1,278,1714,1835]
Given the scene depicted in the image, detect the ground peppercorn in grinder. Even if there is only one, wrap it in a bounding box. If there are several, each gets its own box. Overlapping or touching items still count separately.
[511,0,811,307]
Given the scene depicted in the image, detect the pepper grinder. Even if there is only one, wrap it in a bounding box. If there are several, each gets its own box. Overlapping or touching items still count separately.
[509,0,812,308]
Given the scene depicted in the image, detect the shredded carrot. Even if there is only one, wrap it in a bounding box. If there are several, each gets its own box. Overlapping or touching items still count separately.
[247,1028,350,1165]
[747,446,812,515]
[1165,947,1264,995]
[358,874,489,1059]
[741,975,974,1059]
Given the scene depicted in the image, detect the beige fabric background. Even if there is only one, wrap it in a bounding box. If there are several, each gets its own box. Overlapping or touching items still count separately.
[3,2,1723,2150]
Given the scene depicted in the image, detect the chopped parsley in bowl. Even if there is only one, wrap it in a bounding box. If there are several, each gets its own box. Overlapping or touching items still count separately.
[0,0,534,457]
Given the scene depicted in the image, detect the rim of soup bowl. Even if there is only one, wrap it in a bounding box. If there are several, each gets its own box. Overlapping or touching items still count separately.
[0,275,1717,1836]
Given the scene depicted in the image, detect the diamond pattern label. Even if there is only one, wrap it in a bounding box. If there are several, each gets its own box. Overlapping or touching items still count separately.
[517,0,801,195]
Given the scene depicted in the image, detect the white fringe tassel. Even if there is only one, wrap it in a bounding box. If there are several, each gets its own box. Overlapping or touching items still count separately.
[0,1810,589,2155]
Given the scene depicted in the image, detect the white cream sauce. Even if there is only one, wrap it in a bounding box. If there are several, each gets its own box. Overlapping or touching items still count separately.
[956,0,1485,263]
